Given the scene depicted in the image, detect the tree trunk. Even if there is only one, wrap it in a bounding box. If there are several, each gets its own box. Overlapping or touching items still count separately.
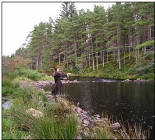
[128,27,132,60]
[63,46,66,62]
[35,56,39,70]
[135,49,137,65]
[148,24,152,40]
[89,49,90,67]
[129,46,131,60]
[136,34,140,59]
[117,23,121,69]
[124,48,125,65]
[85,52,88,67]
[40,56,42,69]
[143,25,147,55]
[91,38,95,71]
[92,54,95,71]
[102,50,104,67]
[96,52,99,72]
[106,51,108,63]
[66,42,68,70]
[59,53,60,65]
[137,49,139,59]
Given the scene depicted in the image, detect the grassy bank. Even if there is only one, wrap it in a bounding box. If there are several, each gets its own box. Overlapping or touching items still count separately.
[2,68,77,139]
[2,68,53,104]
[2,70,150,139]
[2,86,78,139]
[2,87,150,139]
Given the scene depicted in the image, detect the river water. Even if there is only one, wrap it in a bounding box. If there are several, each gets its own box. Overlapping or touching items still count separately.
[46,77,154,139]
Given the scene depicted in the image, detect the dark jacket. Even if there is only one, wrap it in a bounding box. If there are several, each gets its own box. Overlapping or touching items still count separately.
[52,72,67,95]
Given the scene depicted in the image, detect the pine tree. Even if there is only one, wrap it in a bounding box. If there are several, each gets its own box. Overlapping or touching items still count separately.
[60,2,76,19]
[26,22,52,70]
[93,5,106,69]
[12,2,154,75]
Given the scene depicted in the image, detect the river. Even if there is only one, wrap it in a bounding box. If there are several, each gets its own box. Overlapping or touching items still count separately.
[46,77,154,139]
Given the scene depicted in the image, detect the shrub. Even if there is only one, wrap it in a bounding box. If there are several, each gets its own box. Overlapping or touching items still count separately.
[14,68,28,76]
[14,68,47,81]
[2,87,14,96]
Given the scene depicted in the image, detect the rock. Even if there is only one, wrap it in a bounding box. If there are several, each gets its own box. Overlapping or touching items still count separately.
[77,102,80,107]
[75,107,83,113]
[123,79,132,82]
[82,118,90,125]
[46,92,52,95]
[47,95,53,99]
[94,114,100,118]
[23,135,32,139]
[133,78,141,82]
[2,99,13,110]
[81,110,88,115]
[88,120,95,129]
[76,136,82,139]
[26,108,44,118]
[73,79,77,82]
[83,132,90,137]
[133,78,150,82]
[111,122,121,129]
[102,118,108,121]
[20,80,54,89]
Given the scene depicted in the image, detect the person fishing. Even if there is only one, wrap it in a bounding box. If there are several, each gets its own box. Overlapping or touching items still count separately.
[52,66,70,100]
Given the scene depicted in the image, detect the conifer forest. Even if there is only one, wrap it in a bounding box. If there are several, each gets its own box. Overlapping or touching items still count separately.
[3,2,154,80]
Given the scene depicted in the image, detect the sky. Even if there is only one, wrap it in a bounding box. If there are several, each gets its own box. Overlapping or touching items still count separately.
[1,1,115,56]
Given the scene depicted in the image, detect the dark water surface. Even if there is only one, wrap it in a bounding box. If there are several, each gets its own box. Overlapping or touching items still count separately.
[46,77,155,138]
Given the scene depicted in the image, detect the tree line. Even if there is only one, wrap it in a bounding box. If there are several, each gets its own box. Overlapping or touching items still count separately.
[12,2,154,73]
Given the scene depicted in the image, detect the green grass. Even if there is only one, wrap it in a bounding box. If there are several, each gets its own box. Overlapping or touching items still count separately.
[2,110,28,139]
[2,67,53,104]
[30,114,78,139]
[2,86,78,139]
[14,67,54,81]
[2,87,14,96]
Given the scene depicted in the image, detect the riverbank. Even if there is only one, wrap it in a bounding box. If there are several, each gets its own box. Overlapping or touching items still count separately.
[2,86,122,139]
[2,70,151,139]
[3,78,150,139]
[46,93,125,139]
[1,87,133,139]
[19,77,152,90]
[19,79,81,90]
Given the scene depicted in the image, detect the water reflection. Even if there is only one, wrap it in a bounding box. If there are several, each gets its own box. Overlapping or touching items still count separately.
[81,82,94,113]
[61,79,154,139]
